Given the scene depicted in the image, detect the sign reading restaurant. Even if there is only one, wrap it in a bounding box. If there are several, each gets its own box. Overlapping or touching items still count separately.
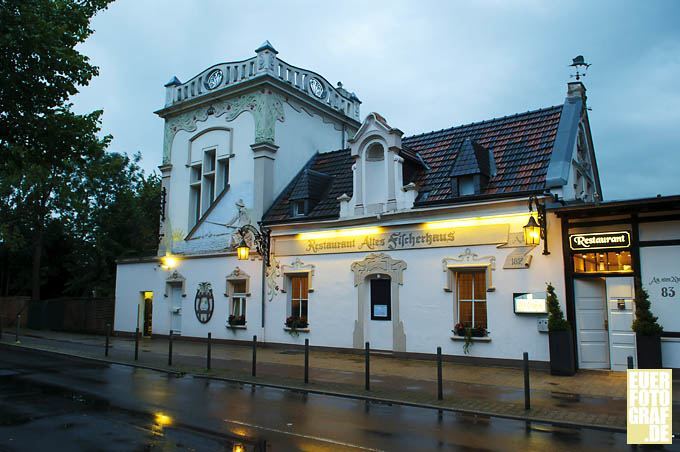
[274,223,511,256]
[569,231,631,251]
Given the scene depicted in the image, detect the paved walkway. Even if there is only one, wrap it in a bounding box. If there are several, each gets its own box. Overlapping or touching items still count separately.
[2,329,677,432]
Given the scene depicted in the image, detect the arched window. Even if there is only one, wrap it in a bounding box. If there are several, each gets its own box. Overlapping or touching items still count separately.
[366,143,384,161]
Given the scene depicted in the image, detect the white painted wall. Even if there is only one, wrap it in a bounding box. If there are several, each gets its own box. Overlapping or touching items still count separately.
[115,256,262,341]
[167,112,256,240]
[263,212,565,362]
[639,219,680,368]
[271,101,347,199]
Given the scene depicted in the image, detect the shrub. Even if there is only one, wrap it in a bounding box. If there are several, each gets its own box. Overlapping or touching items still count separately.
[547,283,570,332]
[632,287,663,336]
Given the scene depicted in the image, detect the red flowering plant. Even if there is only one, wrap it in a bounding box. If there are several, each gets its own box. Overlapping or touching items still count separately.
[285,316,308,329]
[228,315,246,326]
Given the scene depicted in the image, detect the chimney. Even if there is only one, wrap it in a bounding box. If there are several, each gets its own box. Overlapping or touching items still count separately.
[567,81,586,102]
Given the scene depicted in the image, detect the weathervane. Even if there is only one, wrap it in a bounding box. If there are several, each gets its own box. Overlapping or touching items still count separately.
[569,55,591,81]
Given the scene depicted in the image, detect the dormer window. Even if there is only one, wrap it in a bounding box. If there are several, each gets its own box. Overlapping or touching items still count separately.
[449,139,492,197]
[458,176,475,196]
[292,200,306,217]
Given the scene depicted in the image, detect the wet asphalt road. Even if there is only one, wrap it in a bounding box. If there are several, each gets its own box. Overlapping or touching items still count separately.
[0,346,638,451]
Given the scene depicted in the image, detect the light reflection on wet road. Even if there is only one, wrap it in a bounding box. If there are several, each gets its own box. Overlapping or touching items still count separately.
[0,347,637,451]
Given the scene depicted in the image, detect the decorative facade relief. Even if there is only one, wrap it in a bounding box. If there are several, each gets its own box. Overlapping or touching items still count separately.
[280,258,315,293]
[194,282,215,324]
[350,253,407,352]
[265,256,281,302]
[350,252,407,286]
[225,267,251,296]
[163,91,285,164]
[164,270,187,297]
[442,248,496,292]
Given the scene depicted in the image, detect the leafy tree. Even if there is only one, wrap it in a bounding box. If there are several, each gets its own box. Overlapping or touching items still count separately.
[0,0,113,300]
[546,282,570,332]
[632,286,663,336]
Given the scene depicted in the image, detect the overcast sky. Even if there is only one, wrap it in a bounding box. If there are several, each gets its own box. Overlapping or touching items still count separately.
[72,0,680,201]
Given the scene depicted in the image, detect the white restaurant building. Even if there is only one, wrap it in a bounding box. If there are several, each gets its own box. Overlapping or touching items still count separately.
[115,43,680,370]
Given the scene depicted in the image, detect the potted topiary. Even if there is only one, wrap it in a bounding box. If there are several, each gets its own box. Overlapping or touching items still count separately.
[632,287,663,369]
[546,283,575,375]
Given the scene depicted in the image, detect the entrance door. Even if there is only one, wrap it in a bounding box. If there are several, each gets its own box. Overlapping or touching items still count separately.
[170,284,182,334]
[606,277,637,371]
[143,292,153,337]
[574,278,610,369]
[367,277,392,351]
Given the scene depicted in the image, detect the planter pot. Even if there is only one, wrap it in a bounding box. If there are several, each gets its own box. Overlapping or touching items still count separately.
[548,330,576,376]
[636,334,662,369]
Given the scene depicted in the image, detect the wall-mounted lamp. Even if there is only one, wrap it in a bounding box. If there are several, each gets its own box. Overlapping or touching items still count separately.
[160,254,179,270]
[235,223,271,267]
[524,195,550,255]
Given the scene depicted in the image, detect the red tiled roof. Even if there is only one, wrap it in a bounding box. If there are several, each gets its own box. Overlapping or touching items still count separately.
[404,105,562,203]
[264,105,563,223]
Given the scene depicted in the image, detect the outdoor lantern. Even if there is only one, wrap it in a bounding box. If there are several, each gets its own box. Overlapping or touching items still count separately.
[236,238,250,261]
[160,254,178,270]
[524,215,541,246]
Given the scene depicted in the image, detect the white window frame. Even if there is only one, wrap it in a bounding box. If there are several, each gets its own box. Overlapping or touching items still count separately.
[456,270,487,329]
[288,274,309,321]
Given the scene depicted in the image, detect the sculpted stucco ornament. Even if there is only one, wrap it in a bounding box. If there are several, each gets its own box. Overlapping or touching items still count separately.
[265,256,281,302]
[350,253,407,286]
[194,282,215,324]
[163,90,285,164]
[226,199,254,249]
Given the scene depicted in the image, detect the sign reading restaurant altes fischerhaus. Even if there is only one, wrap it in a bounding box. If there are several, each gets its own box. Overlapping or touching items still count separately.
[274,223,510,256]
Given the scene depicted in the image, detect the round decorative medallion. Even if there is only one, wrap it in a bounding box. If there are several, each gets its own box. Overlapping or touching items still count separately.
[309,78,325,98]
[205,69,223,90]
[194,282,215,324]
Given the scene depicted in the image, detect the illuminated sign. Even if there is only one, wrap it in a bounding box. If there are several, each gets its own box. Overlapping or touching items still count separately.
[513,292,548,314]
[275,223,511,256]
[569,231,631,251]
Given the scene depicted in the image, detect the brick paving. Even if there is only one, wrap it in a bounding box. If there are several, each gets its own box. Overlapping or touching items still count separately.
[3,329,678,432]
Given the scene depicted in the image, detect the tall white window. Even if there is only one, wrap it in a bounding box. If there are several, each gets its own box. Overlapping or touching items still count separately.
[457,271,487,329]
[288,275,309,323]
[189,148,231,228]
[189,164,202,227]
[229,280,247,325]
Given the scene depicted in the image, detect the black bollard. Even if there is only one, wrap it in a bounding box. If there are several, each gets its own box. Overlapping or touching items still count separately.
[15,314,21,343]
[134,327,139,361]
[437,346,443,401]
[252,335,257,377]
[304,338,309,384]
[365,342,370,391]
[0,316,3,339]
[105,323,110,357]
[523,352,530,410]
[207,332,212,370]
[168,330,173,366]
[628,355,634,369]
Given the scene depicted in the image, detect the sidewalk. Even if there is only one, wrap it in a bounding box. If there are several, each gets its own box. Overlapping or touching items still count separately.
[3,328,676,432]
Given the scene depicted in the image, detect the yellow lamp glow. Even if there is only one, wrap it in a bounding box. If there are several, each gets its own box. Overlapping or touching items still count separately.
[160,255,178,270]
[232,444,245,452]
[297,226,382,241]
[523,215,541,246]
[236,239,250,261]
[154,412,173,427]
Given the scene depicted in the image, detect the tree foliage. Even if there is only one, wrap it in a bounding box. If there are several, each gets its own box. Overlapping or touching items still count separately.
[0,0,160,299]
[0,0,115,299]
[546,282,570,332]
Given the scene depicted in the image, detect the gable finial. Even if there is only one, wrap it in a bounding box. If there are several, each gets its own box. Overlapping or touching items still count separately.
[255,40,278,54]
